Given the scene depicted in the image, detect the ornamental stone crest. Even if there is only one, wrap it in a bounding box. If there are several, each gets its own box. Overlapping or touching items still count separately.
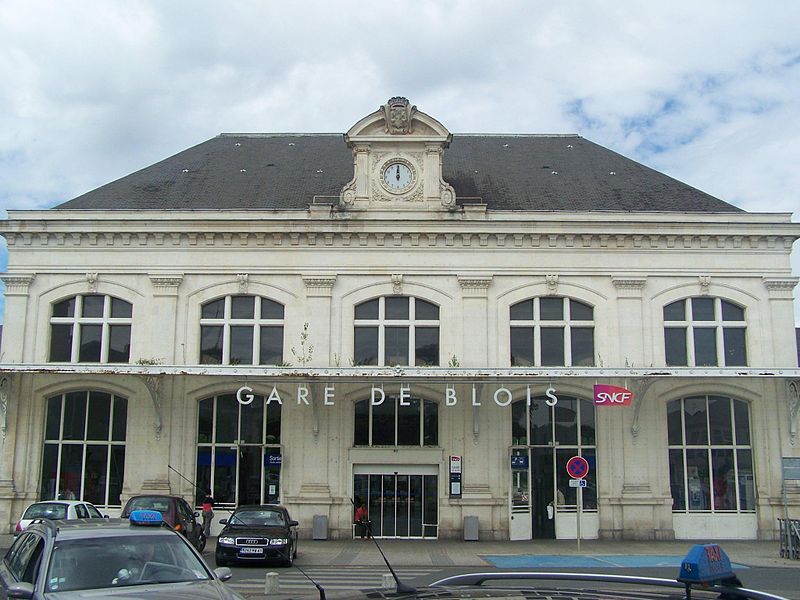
[383,97,417,134]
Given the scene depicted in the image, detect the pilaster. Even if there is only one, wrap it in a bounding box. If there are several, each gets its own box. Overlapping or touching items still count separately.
[457,275,492,367]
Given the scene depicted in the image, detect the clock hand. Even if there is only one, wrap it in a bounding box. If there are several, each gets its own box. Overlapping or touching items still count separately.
[396,165,400,180]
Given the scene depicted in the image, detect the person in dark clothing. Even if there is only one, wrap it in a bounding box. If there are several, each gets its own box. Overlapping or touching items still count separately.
[354,502,371,539]
[201,492,215,537]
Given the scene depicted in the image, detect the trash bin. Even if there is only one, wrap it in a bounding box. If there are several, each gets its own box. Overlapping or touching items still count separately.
[463,515,479,541]
[312,514,328,540]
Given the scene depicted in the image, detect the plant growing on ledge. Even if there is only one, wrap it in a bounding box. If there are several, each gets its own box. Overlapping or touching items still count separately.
[448,355,460,367]
[290,322,314,367]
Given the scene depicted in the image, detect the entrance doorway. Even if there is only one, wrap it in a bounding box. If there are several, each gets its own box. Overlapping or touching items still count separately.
[510,448,555,539]
[353,467,438,538]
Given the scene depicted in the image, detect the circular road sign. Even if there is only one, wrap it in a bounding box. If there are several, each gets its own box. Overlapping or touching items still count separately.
[566,455,589,479]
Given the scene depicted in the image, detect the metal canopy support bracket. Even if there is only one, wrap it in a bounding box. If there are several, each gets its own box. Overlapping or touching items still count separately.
[0,375,13,444]
[630,377,656,438]
[138,373,163,440]
[787,379,800,446]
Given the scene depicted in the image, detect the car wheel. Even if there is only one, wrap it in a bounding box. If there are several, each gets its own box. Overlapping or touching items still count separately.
[283,546,294,567]
[197,532,207,553]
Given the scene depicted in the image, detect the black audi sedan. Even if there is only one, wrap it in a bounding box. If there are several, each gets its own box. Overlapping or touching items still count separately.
[215,504,299,567]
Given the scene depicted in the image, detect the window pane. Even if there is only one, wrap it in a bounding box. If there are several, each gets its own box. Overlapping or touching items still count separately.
[557,448,576,506]
[384,326,409,366]
[686,449,710,510]
[259,326,283,365]
[512,400,527,445]
[354,400,369,446]
[200,326,223,364]
[414,327,439,366]
[196,448,211,505]
[86,392,111,440]
[721,301,744,321]
[53,297,75,318]
[213,448,237,504]
[683,397,708,444]
[84,445,108,506]
[581,449,597,509]
[667,400,683,445]
[510,300,532,321]
[510,328,534,366]
[230,296,255,319]
[63,392,87,440]
[693,328,717,366]
[110,298,132,318]
[554,397,578,445]
[579,399,595,445]
[691,297,715,320]
[663,300,685,321]
[415,299,439,320]
[539,297,563,320]
[570,328,594,366]
[215,395,238,443]
[197,398,213,444]
[570,300,593,320]
[81,295,104,318]
[669,449,686,510]
[49,324,73,361]
[372,399,395,445]
[711,449,735,510]
[240,397,264,444]
[111,397,127,442]
[261,298,284,319]
[108,446,125,506]
[265,401,281,443]
[79,325,102,362]
[708,396,732,444]
[665,328,687,366]
[39,444,58,500]
[59,444,84,500]
[397,398,420,445]
[733,400,750,445]
[423,400,438,446]
[540,327,564,366]
[385,297,409,320]
[229,326,254,365]
[354,327,378,365]
[45,396,62,440]
[737,449,755,510]
[529,402,552,445]
[723,328,747,366]
[107,325,131,363]
[355,299,378,320]
[202,299,225,319]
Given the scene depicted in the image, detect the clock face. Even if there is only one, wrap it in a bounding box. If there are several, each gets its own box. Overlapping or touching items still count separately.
[382,161,414,191]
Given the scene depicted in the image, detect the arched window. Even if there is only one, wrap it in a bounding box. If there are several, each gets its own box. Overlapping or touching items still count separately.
[49,295,132,363]
[510,297,594,366]
[40,391,127,507]
[195,394,282,507]
[667,395,755,512]
[199,295,284,365]
[663,297,747,366]
[353,396,438,446]
[354,296,440,366]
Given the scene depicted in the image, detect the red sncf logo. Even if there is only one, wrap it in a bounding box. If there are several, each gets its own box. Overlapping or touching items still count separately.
[593,384,634,406]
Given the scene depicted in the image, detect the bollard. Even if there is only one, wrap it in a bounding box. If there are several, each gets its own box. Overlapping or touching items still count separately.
[382,573,395,589]
[264,571,280,594]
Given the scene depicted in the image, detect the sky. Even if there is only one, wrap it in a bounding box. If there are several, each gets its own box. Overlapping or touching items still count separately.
[1,0,799,325]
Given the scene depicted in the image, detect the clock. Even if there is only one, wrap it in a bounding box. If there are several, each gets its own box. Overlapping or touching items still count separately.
[381,160,414,192]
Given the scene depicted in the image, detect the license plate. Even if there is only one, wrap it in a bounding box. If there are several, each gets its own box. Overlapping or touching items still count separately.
[239,547,264,555]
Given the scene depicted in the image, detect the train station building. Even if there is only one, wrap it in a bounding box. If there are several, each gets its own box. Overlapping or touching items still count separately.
[1,97,799,540]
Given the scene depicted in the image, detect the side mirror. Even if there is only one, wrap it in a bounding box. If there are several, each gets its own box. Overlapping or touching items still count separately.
[193,511,200,518]
[103,514,109,519]
[7,582,34,598]
[219,518,228,525]
[288,520,299,527]
[214,566,233,582]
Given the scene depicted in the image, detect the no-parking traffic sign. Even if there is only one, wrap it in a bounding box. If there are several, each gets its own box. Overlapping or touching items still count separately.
[566,455,589,479]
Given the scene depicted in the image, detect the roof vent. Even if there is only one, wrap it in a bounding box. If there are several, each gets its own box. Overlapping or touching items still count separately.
[567,144,573,148]
[240,169,247,173]
[609,171,616,175]
[288,142,295,146]
[502,143,509,148]
[234,142,242,147]
[551,171,558,175]
[182,169,189,173]
[316,169,323,173]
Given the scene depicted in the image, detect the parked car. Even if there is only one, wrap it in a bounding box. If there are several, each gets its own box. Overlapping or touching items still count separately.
[215,504,298,567]
[0,510,244,599]
[121,494,205,551]
[15,500,105,535]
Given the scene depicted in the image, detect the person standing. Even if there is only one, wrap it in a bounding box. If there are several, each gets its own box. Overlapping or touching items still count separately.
[354,502,370,539]
[201,492,215,537]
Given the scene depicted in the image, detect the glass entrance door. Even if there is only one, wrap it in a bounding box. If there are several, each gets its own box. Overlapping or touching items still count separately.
[353,473,438,538]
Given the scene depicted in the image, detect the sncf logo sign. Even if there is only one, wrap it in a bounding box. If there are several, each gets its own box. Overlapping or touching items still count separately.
[593,384,634,406]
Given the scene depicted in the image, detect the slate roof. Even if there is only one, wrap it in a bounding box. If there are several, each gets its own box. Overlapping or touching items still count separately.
[55,133,741,213]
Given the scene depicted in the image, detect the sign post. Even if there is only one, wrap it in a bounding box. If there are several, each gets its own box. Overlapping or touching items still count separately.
[566,455,589,553]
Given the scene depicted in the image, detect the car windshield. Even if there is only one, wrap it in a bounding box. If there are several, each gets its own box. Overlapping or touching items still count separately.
[23,502,67,520]
[86,504,103,518]
[128,497,171,513]
[229,509,284,526]
[45,533,211,592]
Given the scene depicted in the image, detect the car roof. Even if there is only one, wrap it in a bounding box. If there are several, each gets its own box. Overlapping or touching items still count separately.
[32,517,178,540]
[27,500,89,507]
[234,504,287,511]
[126,494,183,500]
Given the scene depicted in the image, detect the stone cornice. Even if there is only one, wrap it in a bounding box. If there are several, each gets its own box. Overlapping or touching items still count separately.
[0,274,35,295]
[763,277,799,299]
[458,275,492,297]
[302,275,337,297]
[149,273,184,297]
[611,276,647,298]
[3,230,797,252]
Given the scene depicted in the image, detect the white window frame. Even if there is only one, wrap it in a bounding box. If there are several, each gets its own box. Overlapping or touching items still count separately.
[663,297,747,366]
[49,295,132,363]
